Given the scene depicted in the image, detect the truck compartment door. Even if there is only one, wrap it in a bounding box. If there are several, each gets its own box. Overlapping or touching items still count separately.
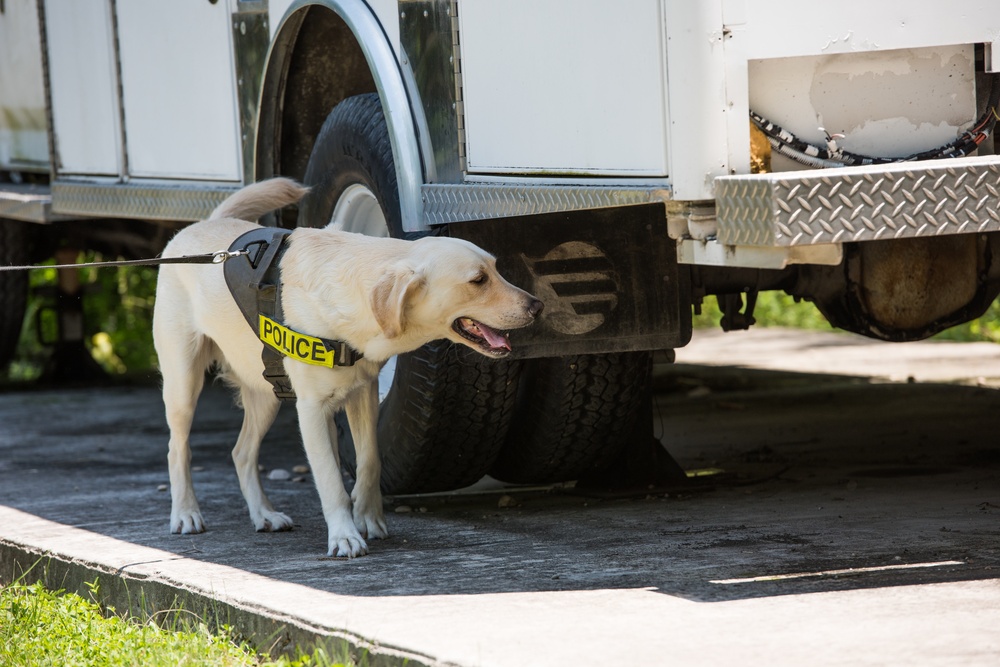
[44,0,122,176]
[115,0,241,180]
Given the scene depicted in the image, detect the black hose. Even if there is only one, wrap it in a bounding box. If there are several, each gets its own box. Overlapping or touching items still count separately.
[750,76,1000,169]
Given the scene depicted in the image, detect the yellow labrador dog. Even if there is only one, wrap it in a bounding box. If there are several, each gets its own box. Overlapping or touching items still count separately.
[153,178,542,557]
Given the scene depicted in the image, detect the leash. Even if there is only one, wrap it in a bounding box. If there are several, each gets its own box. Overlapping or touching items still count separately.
[0,249,250,272]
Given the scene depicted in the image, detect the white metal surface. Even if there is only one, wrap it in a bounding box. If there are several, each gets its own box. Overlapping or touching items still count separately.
[0,0,49,170]
[459,0,669,177]
[722,0,1000,181]
[44,0,121,176]
[677,238,843,269]
[749,45,977,173]
[663,0,729,201]
[116,0,241,180]
[734,0,1000,61]
[366,0,400,54]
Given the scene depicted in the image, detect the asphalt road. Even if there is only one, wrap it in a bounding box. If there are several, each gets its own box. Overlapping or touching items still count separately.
[0,327,998,666]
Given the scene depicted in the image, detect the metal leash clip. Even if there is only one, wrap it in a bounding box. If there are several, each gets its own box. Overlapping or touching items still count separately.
[212,248,250,264]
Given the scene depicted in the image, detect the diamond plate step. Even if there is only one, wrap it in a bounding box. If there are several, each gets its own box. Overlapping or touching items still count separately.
[715,155,1000,247]
[0,183,69,223]
[422,183,670,225]
[52,181,239,222]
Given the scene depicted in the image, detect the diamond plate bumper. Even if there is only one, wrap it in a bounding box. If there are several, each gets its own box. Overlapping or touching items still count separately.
[715,155,1000,247]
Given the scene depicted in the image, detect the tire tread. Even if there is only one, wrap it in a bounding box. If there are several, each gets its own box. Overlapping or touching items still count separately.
[490,352,650,484]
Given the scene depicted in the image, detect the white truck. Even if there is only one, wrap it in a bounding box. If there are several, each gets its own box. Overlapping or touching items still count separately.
[2,0,999,492]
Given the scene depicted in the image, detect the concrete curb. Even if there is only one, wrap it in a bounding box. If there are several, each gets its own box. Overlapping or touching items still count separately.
[0,507,443,667]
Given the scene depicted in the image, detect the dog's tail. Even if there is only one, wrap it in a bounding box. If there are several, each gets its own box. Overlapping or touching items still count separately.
[210,178,310,222]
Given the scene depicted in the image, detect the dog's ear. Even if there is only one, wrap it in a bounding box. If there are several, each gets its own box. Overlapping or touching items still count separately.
[371,270,424,339]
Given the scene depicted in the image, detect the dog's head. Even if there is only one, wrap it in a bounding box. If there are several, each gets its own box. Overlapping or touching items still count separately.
[371,237,543,358]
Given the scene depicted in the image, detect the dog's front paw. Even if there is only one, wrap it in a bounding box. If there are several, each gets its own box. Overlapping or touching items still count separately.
[253,509,294,532]
[353,504,389,540]
[329,533,368,558]
[171,510,206,534]
[327,516,369,558]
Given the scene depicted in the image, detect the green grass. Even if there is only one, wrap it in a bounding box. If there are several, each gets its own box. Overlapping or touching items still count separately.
[695,290,1000,343]
[693,291,835,331]
[0,580,348,667]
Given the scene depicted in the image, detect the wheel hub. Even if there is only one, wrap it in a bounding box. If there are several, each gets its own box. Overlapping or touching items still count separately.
[330,183,395,400]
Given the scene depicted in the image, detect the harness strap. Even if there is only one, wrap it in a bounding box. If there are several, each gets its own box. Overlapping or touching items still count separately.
[256,236,297,401]
[223,228,364,402]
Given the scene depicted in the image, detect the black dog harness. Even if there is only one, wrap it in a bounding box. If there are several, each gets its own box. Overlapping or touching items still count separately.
[223,227,364,401]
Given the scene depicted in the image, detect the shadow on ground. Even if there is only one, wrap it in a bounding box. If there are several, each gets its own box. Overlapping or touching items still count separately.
[1,366,998,604]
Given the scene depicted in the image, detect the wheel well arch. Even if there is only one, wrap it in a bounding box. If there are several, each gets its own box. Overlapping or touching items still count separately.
[255,0,424,230]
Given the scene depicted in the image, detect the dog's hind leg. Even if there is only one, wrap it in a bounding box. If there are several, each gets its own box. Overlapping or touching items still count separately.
[345,378,388,540]
[159,335,213,534]
[297,397,367,557]
[232,387,292,532]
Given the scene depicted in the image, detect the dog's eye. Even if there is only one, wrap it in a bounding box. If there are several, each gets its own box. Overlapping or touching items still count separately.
[470,273,488,285]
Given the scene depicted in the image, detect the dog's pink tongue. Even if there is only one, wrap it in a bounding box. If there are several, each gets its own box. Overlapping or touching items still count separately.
[478,322,511,351]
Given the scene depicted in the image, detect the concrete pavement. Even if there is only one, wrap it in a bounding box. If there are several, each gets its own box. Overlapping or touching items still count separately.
[1,327,998,666]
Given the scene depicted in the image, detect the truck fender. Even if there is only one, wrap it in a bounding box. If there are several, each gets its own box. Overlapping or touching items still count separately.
[256,0,425,232]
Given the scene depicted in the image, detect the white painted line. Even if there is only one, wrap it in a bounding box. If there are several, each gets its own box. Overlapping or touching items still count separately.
[710,560,965,585]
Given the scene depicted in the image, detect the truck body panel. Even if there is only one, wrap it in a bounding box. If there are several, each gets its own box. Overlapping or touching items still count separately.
[0,0,47,171]
[459,0,670,177]
[1,0,999,345]
[115,0,242,181]
[44,0,121,177]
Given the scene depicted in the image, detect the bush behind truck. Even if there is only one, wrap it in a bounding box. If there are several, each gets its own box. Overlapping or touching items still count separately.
[2,0,999,492]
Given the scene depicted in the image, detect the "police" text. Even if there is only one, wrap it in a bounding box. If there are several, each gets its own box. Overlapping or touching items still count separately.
[258,315,335,368]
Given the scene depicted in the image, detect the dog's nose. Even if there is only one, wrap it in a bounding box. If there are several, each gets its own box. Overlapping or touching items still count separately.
[527,298,544,318]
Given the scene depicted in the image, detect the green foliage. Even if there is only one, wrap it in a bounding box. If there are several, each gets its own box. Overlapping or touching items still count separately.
[695,290,1000,343]
[932,297,1000,343]
[79,260,159,375]
[6,254,159,381]
[0,581,349,667]
[693,291,835,331]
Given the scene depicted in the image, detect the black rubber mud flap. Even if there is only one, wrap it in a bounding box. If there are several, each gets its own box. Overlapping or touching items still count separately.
[448,203,691,359]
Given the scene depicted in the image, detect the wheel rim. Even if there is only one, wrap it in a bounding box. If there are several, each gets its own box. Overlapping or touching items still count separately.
[329,183,389,238]
[330,183,396,400]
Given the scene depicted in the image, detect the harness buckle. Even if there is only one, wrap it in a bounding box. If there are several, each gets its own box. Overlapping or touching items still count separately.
[325,339,364,366]
[212,248,250,264]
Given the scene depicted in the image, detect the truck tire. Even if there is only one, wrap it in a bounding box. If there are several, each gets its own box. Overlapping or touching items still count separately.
[0,220,29,372]
[299,93,520,494]
[490,352,651,484]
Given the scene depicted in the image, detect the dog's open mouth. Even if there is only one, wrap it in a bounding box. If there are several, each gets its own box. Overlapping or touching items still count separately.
[453,317,512,357]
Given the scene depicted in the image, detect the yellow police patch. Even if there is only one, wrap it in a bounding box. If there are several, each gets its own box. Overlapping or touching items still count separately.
[258,314,335,368]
